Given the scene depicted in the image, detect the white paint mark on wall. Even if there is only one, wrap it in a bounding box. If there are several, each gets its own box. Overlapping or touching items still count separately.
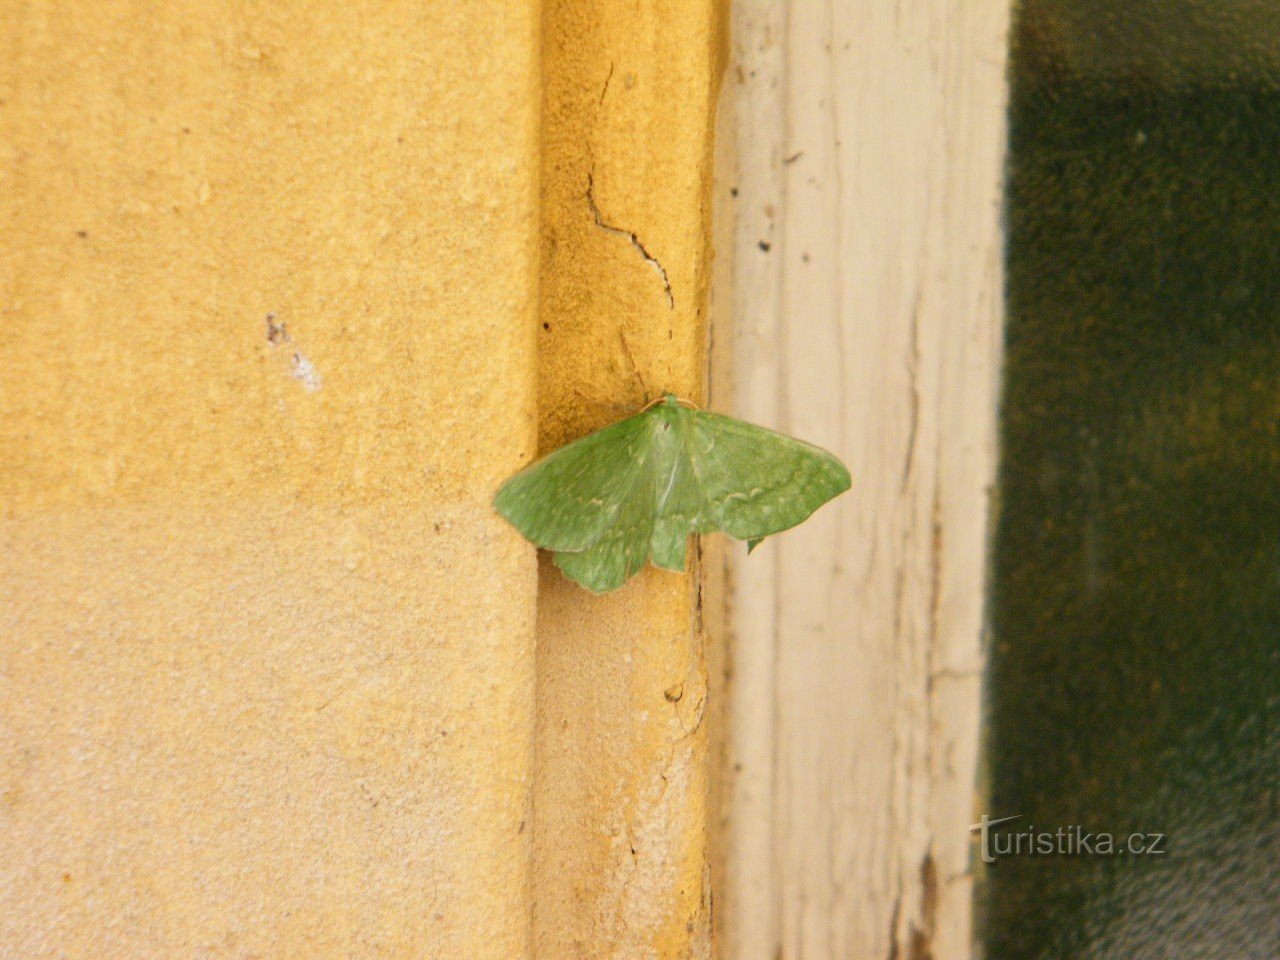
[290,351,323,392]
[264,313,322,392]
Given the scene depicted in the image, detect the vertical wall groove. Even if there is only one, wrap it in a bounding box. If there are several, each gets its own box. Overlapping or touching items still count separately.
[533,1,727,957]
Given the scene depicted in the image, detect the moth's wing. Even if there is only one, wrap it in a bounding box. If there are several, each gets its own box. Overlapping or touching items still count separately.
[746,538,764,553]
[494,412,655,552]
[553,443,659,593]
[689,410,851,543]
[650,418,718,571]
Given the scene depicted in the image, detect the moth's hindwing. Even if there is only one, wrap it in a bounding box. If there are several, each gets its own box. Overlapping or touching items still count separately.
[553,400,685,592]
[650,405,716,571]
[552,449,656,592]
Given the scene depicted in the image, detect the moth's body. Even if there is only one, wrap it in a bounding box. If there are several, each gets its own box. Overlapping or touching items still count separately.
[495,393,850,593]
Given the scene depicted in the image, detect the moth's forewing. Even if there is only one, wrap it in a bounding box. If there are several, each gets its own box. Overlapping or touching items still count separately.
[689,411,851,543]
[493,412,655,552]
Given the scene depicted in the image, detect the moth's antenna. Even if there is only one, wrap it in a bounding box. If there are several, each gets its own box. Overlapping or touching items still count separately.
[640,394,700,412]
[617,329,650,404]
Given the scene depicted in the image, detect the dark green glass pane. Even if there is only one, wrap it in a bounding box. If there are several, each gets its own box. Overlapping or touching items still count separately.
[983,3,1280,957]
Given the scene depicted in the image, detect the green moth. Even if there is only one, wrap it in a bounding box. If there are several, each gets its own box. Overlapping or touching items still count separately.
[494,394,851,593]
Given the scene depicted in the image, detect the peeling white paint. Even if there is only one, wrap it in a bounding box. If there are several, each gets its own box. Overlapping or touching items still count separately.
[714,2,1010,959]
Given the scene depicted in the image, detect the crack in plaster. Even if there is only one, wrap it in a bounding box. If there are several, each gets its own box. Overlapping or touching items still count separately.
[586,63,674,310]
[586,170,675,309]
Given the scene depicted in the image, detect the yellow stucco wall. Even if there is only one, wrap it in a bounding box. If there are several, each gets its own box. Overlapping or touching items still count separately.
[2,1,725,958]
[2,3,540,957]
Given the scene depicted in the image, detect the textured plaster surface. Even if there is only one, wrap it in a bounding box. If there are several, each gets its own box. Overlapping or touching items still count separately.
[1,3,540,957]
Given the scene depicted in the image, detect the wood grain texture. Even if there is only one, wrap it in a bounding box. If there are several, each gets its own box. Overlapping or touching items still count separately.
[713,2,1010,958]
